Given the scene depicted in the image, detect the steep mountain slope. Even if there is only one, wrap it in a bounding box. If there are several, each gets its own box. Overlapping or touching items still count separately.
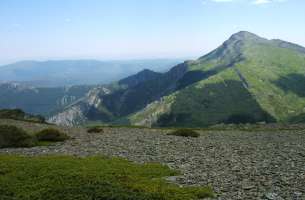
[0,83,93,116]
[0,59,182,87]
[130,31,305,127]
[50,31,305,127]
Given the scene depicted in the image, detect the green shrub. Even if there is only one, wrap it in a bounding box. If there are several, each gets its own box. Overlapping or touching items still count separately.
[35,128,69,142]
[87,126,104,133]
[167,129,200,138]
[0,125,36,148]
[0,155,214,200]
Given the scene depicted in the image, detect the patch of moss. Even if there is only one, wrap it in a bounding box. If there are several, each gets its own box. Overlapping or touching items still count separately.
[0,155,214,200]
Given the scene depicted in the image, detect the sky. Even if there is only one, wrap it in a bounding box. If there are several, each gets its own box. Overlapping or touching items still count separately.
[0,0,304,65]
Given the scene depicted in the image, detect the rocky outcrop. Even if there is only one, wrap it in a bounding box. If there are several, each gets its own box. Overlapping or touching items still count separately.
[48,105,87,126]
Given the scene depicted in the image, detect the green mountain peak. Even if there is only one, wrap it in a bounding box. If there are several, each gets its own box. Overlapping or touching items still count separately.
[48,32,305,127]
[229,31,264,41]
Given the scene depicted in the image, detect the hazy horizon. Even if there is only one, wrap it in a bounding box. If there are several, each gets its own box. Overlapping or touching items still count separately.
[1,0,305,65]
[0,57,190,66]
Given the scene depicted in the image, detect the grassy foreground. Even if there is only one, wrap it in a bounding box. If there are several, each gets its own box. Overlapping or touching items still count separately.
[0,155,213,200]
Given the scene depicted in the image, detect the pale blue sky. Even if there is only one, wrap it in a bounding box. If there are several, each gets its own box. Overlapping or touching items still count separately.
[0,0,304,64]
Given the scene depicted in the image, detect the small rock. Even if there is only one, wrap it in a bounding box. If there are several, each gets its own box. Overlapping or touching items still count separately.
[264,192,284,200]
[165,176,179,182]
[294,192,302,198]
[242,184,255,190]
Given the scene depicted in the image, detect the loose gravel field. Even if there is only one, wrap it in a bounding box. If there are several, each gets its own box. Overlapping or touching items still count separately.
[1,119,305,200]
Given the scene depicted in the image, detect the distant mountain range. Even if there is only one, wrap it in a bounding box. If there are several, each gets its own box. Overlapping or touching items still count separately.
[1,31,305,127]
[0,59,183,87]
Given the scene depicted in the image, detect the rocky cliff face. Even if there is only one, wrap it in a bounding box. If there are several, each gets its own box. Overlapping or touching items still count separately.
[48,105,86,126]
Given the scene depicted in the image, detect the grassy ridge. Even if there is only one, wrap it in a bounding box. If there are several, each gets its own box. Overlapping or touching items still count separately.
[0,109,46,123]
[0,155,214,200]
[130,32,305,127]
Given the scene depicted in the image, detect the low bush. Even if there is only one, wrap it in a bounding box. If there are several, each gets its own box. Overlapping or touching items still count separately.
[35,128,69,142]
[0,155,214,200]
[87,126,104,133]
[167,129,200,138]
[0,125,36,148]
